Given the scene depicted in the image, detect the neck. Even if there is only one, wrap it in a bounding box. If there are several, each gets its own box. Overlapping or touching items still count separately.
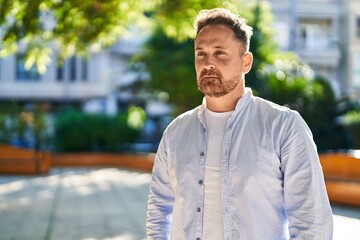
[205,84,245,112]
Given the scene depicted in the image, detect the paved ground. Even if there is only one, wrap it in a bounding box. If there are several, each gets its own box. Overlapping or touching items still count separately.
[0,167,359,240]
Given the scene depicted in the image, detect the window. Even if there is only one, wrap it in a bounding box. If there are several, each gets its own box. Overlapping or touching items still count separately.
[56,64,64,81]
[70,56,76,81]
[298,23,327,49]
[81,58,88,81]
[273,21,289,50]
[16,54,40,81]
[354,53,360,87]
[357,17,360,38]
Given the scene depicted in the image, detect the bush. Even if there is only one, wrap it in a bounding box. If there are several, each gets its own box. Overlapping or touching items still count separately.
[343,111,360,148]
[255,60,350,150]
[54,107,146,152]
[0,102,50,150]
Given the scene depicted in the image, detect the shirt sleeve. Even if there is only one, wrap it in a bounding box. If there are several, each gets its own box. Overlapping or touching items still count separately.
[280,111,333,239]
[146,131,174,240]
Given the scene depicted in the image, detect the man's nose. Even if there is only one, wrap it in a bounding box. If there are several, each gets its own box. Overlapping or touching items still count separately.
[204,57,215,70]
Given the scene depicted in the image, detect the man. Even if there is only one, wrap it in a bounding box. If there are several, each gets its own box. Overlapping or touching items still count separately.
[147,8,333,240]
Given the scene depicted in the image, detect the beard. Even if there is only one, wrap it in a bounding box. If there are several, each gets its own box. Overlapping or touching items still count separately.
[197,69,240,97]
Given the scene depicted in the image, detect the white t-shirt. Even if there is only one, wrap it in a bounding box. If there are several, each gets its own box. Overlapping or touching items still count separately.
[202,107,233,240]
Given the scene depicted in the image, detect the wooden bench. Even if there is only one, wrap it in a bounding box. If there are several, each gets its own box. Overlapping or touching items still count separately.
[319,151,360,206]
[0,144,51,174]
[52,152,155,172]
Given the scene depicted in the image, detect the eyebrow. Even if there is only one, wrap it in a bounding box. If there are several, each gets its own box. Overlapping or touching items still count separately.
[195,45,226,51]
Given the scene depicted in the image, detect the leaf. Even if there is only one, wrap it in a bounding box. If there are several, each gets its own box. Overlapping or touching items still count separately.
[25,45,53,74]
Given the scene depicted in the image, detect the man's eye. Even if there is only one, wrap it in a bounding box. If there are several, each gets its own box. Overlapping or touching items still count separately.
[196,52,206,57]
[215,51,226,56]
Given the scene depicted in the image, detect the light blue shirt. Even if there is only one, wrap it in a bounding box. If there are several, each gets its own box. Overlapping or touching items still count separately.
[147,88,333,240]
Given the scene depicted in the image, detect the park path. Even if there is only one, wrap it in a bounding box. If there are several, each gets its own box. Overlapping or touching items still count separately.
[0,167,359,239]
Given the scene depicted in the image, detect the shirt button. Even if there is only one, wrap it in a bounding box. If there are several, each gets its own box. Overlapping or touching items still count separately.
[198,180,203,185]
[200,152,204,156]
[197,207,201,212]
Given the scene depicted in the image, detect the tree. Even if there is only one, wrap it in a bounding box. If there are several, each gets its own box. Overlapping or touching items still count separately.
[0,0,238,73]
[244,1,279,94]
[148,0,239,41]
[133,28,203,115]
[240,1,298,96]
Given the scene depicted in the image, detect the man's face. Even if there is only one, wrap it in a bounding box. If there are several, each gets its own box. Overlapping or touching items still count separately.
[194,24,251,97]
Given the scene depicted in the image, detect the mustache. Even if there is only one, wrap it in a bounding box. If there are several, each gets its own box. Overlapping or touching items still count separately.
[200,69,222,79]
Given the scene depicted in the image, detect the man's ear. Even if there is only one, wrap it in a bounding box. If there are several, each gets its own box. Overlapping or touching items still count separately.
[243,52,253,74]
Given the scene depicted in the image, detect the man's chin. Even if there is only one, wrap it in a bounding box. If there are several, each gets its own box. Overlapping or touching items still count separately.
[200,89,226,98]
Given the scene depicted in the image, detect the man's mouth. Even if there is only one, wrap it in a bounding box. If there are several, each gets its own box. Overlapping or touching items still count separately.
[201,75,219,79]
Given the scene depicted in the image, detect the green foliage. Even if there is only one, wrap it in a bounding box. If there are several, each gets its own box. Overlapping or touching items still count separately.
[0,0,154,72]
[150,0,239,41]
[32,103,50,150]
[0,102,50,149]
[0,103,14,143]
[127,106,147,129]
[133,28,203,114]
[343,111,360,148]
[54,108,146,152]
[258,60,349,150]
[244,1,296,94]
[0,0,235,73]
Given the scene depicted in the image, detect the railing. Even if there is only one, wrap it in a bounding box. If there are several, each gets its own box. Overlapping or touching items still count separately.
[294,37,341,66]
[296,38,339,50]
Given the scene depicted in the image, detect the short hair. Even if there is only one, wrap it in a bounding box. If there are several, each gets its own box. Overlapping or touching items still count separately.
[194,8,253,52]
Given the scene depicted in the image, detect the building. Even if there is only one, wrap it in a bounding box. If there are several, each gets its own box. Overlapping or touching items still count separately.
[341,0,360,99]
[0,28,148,114]
[269,0,360,99]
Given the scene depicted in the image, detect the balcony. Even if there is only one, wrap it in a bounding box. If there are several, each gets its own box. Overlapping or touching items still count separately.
[269,0,341,18]
[296,38,341,67]
[0,81,111,101]
[297,0,341,18]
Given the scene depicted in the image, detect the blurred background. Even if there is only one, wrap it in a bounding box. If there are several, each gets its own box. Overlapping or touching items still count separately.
[2,0,360,153]
[1,0,360,239]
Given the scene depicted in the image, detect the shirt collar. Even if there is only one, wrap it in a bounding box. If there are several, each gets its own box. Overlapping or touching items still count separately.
[234,87,253,112]
[198,87,253,125]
